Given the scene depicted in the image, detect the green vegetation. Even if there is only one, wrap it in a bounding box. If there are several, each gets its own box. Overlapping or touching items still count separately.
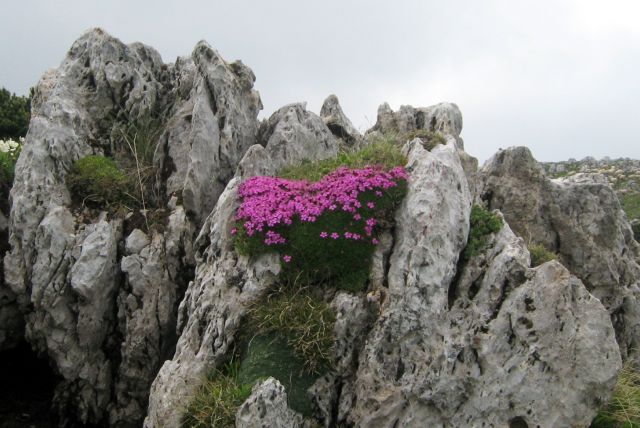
[182,361,253,428]
[0,88,30,140]
[592,363,640,428]
[246,286,335,374]
[528,243,557,267]
[632,223,640,242]
[237,334,321,416]
[463,205,502,260]
[66,155,134,208]
[0,141,20,185]
[404,129,447,151]
[620,194,640,224]
[279,139,406,182]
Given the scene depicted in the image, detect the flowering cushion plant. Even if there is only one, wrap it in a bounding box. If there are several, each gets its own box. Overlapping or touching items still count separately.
[234,165,408,291]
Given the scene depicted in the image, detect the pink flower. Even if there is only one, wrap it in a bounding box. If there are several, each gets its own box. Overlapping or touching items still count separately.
[331,232,340,240]
[320,231,328,238]
[367,202,375,209]
[372,238,380,245]
[283,255,292,263]
[353,214,362,221]
[231,227,237,235]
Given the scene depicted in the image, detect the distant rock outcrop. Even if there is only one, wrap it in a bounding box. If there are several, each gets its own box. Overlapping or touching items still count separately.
[0,29,635,428]
[480,147,640,361]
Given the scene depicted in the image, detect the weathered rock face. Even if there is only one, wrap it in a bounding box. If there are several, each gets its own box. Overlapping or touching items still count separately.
[144,103,339,427]
[368,101,464,148]
[1,28,260,427]
[480,147,640,361]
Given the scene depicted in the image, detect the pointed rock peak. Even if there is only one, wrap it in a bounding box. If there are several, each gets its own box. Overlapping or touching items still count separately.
[320,94,362,146]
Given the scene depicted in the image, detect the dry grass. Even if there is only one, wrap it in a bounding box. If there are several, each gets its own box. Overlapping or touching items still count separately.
[592,362,640,427]
[246,286,336,374]
[182,362,252,428]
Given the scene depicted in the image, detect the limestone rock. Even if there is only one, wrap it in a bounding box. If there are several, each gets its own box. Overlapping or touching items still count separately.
[367,102,464,148]
[2,28,259,426]
[480,146,640,360]
[343,140,620,427]
[320,94,363,147]
[155,42,262,223]
[235,378,303,428]
[256,103,339,172]
[125,228,150,255]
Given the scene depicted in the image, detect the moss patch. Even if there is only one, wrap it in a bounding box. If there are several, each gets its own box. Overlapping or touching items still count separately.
[237,333,323,417]
[246,286,335,374]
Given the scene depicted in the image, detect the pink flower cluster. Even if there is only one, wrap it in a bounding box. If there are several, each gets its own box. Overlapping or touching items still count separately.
[235,166,407,246]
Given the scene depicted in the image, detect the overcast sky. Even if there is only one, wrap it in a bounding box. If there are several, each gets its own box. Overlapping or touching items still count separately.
[1,0,639,163]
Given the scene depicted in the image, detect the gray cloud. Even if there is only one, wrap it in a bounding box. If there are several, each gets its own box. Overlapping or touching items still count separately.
[1,0,638,163]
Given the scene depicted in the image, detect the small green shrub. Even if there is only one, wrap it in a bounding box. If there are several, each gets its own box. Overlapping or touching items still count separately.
[237,333,322,417]
[279,140,406,182]
[592,362,640,428]
[66,155,134,208]
[632,223,640,242]
[528,243,557,267]
[245,286,335,374]
[0,88,30,140]
[463,205,502,260]
[182,361,252,428]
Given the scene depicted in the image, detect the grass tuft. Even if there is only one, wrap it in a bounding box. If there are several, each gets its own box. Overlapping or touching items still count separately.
[182,361,253,428]
[592,362,640,428]
[528,243,557,267]
[245,286,335,374]
[279,140,406,182]
[66,155,135,208]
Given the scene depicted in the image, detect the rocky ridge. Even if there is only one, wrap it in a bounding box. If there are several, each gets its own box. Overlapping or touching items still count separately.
[0,28,636,427]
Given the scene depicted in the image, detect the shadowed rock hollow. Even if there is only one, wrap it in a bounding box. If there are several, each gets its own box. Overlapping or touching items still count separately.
[0,28,636,427]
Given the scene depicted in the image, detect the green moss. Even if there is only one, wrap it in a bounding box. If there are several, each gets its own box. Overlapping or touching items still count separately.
[528,243,557,267]
[66,155,134,208]
[279,140,406,182]
[592,363,640,428]
[182,362,253,428]
[246,286,335,374]
[237,333,324,417]
[463,205,502,260]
